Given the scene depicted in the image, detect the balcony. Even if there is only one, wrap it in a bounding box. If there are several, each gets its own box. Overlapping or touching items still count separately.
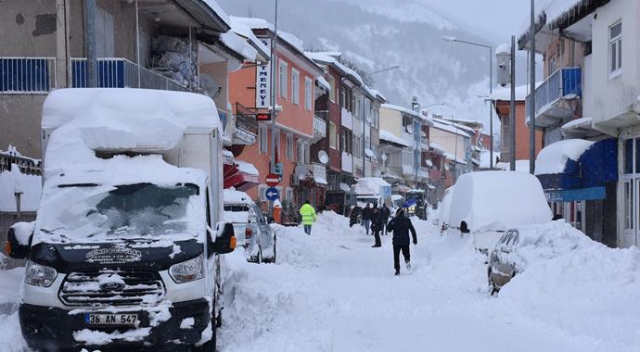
[341,107,353,130]
[305,162,327,185]
[0,57,56,94]
[526,67,582,128]
[313,114,327,142]
[70,58,190,92]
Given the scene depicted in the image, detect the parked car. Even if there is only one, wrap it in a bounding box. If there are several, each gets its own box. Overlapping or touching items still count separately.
[405,189,427,220]
[487,221,593,294]
[447,171,552,254]
[224,189,276,263]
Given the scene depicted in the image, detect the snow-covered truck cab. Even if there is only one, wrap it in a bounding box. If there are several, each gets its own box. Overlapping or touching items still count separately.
[5,89,235,351]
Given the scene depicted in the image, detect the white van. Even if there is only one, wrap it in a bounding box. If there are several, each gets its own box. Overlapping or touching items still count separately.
[5,89,235,351]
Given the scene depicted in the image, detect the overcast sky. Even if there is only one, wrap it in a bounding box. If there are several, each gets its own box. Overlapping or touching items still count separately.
[427,0,532,43]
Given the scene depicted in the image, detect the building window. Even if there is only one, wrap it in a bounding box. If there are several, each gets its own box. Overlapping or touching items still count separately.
[291,68,300,104]
[258,184,267,202]
[305,77,313,111]
[329,76,337,102]
[548,55,557,75]
[610,22,622,74]
[279,60,288,98]
[259,125,268,154]
[286,133,293,160]
[329,122,338,149]
[286,187,294,202]
[296,139,306,163]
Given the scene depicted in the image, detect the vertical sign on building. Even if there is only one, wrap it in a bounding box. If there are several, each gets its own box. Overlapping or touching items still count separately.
[255,38,272,108]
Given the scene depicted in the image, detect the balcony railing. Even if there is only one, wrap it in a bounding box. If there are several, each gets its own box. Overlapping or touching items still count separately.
[526,67,581,127]
[341,107,353,130]
[70,58,190,92]
[341,151,353,173]
[0,57,56,94]
[308,162,327,182]
[313,115,327,139]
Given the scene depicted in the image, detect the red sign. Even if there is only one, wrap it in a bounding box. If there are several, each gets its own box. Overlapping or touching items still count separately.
[257,113,271,121]
[265,173,280,187]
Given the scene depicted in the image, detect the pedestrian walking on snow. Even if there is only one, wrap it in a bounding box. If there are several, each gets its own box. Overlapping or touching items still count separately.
[386,208,418,275]
[380,203,391,235]
[371,204,383,247]
[361,203,373,235]
[299,200,317,235]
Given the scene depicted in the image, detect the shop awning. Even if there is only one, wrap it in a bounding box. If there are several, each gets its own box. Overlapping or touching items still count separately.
[536,138,617,200]
[223,160,259,191]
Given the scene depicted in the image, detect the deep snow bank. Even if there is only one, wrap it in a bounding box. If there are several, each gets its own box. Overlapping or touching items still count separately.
[498,221,640,348]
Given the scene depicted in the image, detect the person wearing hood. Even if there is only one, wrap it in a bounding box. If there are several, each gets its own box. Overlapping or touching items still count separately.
[386,208,418,275]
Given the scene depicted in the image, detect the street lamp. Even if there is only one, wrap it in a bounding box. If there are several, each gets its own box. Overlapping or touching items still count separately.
[442,36,495,169]
[362,65,400,78]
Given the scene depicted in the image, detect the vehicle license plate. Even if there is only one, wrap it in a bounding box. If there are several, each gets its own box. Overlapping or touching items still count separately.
[86,313,138,326]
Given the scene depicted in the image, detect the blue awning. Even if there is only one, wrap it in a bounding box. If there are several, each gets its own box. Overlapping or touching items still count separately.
[545,187,606,202]
[537,138,617,194]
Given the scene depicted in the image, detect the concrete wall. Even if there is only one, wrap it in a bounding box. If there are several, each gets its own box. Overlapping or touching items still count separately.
[0,95,47,158]
[591,0,639,125]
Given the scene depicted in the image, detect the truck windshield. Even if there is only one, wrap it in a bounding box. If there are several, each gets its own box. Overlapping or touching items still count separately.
[38,183,201,243]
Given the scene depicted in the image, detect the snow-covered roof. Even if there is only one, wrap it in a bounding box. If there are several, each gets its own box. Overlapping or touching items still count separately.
[278,31,305,53]
[379,129,411,148]
[220,31,259,62]
[230,16,272,31]
[228,18,270,61]
[434,118,476,135]
[354,177,390,195]
[535,139,595,175]
[429,142,446,154]
[316,75,331,92]
[236,160,259,176]
[431,119,472,138]
[382,104,420,119]
[518,0,583,47]
[223,188,254,205]
[448,171,552,232]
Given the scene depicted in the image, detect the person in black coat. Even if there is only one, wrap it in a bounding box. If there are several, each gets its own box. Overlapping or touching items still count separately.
[349,205,362,228]
[371,204,383,248]
[380,203,391,235]
[361,203,373,235]
[386,208,418,275]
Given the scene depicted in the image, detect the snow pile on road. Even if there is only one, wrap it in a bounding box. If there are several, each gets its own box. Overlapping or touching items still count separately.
[498,221,640,348]
[313,211,365,238]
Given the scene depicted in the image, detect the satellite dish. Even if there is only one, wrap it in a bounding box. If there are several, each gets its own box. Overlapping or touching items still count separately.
[200,73,222,98]
[339,183,351,192]
[318,150,329,164]
[381,153,387,162]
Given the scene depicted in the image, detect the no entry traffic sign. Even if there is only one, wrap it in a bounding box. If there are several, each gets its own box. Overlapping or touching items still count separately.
[265,173,280,187]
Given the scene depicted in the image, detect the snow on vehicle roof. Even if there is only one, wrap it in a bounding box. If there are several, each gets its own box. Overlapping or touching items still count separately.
[535,139,594,175]
[448,171,552,232]
[354,177,390,195]
[224,188,254,205]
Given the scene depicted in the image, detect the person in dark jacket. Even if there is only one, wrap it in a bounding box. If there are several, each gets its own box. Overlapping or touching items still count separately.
[361,203,373,235]
[349,205,362,228]
[386,208,418,275]
[371,204,383,247]
[380,203,391,235]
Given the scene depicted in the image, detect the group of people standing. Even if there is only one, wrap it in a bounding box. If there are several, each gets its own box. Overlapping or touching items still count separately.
[361,203,391,247]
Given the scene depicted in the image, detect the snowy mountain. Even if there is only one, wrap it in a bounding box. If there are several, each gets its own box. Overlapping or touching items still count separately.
[218,0,497,126]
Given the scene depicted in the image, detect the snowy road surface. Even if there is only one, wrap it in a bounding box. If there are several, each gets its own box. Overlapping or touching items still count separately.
[1,212,639,351]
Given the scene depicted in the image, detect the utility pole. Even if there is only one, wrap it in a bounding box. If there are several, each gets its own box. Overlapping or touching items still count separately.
[510,35,516,171]
[529,0,536,175]
[489,47,494,169]
[83,0,97,88]
[270,0,279,175]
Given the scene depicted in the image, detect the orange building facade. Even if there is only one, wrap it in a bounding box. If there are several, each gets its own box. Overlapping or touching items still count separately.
[494,99,543,162]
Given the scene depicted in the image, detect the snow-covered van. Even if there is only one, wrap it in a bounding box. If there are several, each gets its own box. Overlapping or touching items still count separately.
[447,171,552,254]
[4,89,236,351]
[354,177,392,208]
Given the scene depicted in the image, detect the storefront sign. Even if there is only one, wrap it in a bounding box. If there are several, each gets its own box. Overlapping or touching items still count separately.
[255,38,272,108]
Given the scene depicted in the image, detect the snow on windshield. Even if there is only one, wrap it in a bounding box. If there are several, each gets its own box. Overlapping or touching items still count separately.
[36,183,202,244]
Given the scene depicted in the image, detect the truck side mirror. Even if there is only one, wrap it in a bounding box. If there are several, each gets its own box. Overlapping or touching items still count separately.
[5,226,31,259]
[210,222,236,255]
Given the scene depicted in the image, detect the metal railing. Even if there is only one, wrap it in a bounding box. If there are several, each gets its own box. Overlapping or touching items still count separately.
[309,162,327,181]
[0,57,56,94]
[70,58,190,92]
[526,67,581,121]
[313,115,327,138]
